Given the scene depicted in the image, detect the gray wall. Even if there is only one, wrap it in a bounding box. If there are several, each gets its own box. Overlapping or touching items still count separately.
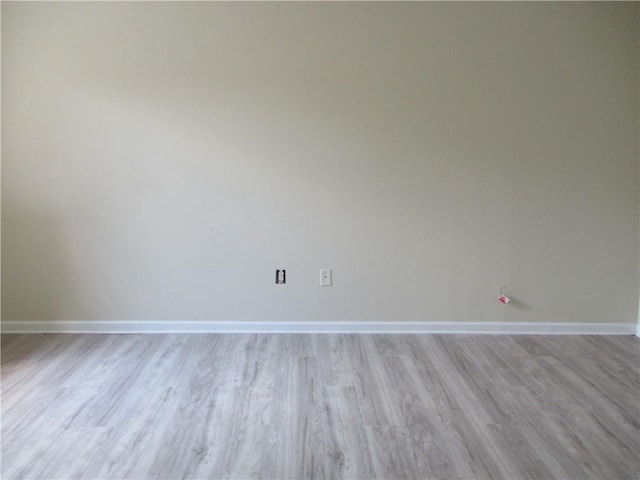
[2,2,639,323]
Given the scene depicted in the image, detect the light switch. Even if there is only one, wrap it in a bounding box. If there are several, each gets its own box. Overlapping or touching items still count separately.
[320,269,332,286]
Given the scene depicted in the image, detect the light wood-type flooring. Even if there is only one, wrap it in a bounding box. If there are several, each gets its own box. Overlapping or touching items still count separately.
[2,333,639,479]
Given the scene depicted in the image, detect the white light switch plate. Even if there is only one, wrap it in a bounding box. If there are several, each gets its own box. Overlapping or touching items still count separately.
[320,269,332,286]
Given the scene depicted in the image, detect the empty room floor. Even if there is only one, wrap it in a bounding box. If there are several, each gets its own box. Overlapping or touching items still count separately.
[2,333,639,479]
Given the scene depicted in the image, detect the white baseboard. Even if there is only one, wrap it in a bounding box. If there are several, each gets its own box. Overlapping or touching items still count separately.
[1,320,636,335]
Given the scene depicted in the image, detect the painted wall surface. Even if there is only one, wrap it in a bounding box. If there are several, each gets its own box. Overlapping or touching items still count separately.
[2,2,639,323]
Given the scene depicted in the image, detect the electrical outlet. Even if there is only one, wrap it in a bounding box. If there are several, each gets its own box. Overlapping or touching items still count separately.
[320,269,332,286]
[276,269,286,284]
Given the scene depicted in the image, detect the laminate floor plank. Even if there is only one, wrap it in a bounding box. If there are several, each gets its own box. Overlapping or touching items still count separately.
[380,354,474,479]
[2,333,638,479]
[2,335,85,402]
[146,355,222,479]
[321,385,376,480]
[418,337,522,479]
[93,386,181,479]
[348,335,404,427]
[365,425,426,480]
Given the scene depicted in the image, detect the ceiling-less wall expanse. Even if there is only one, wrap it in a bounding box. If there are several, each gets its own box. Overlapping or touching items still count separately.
[2,2,638,324]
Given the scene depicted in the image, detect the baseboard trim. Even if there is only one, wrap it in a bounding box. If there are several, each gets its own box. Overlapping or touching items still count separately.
[1,320,636,335]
